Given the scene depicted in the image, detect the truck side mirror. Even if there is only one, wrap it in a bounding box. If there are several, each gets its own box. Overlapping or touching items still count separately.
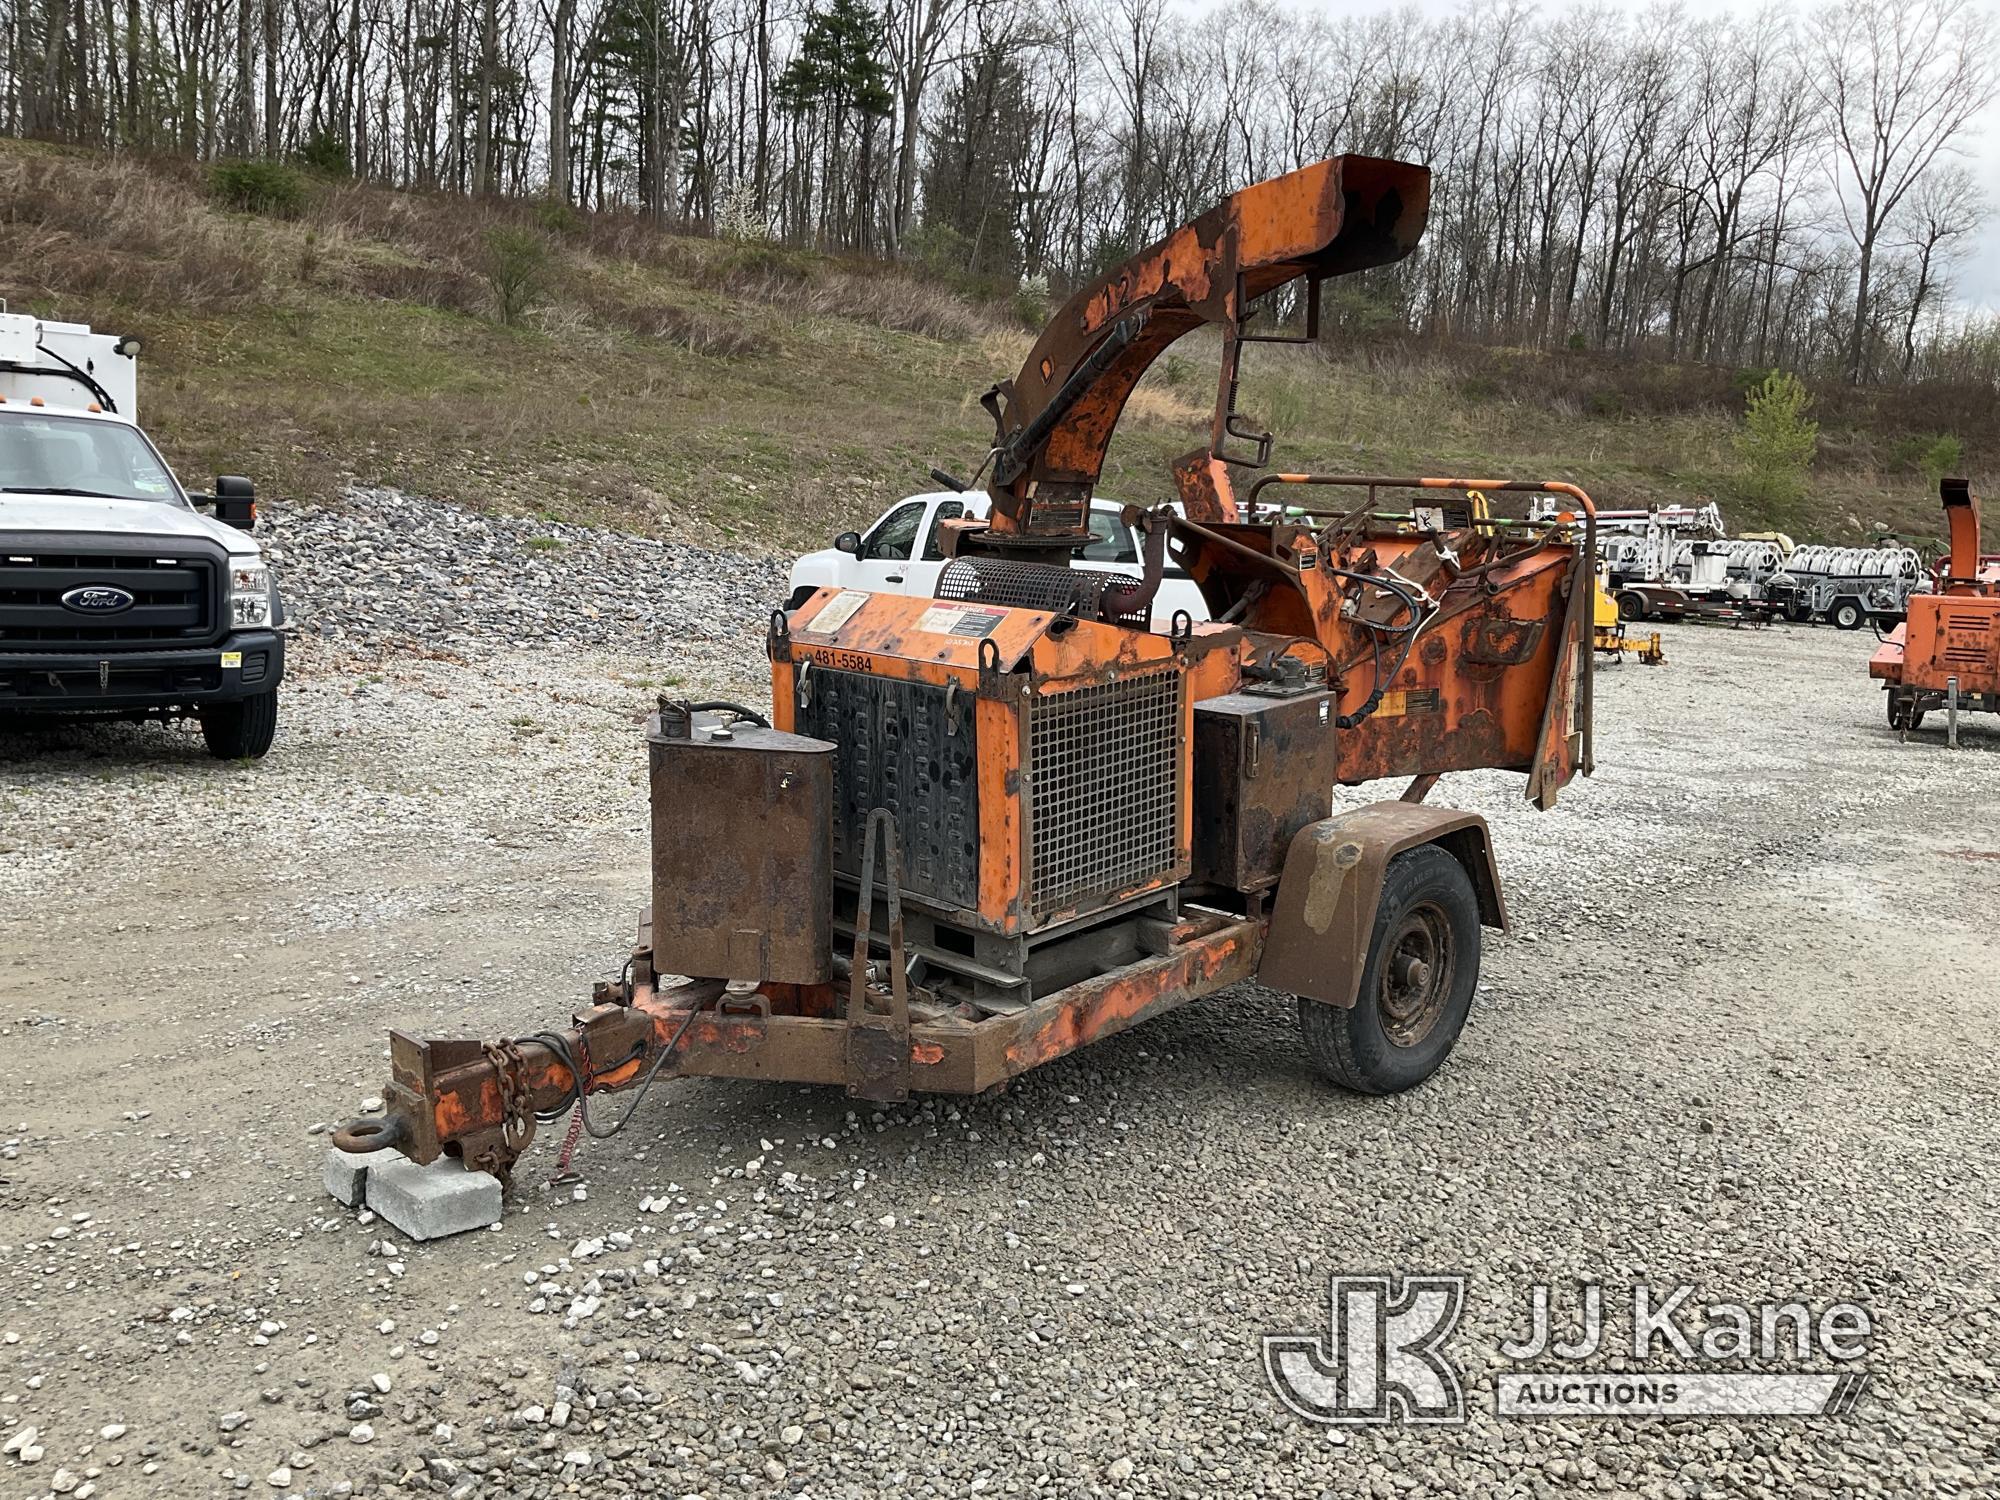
[213,475,256,531]
[834,531,862,556]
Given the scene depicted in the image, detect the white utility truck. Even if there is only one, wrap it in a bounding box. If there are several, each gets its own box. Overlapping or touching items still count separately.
[787,490,1210,630]
[0,310,283,757]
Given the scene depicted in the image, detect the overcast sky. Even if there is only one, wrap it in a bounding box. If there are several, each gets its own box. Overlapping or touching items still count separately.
[1180,0,2000,313]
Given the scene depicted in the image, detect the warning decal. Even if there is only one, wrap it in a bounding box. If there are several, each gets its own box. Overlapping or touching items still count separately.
[803,589,870,636]
[915,602,1007,639]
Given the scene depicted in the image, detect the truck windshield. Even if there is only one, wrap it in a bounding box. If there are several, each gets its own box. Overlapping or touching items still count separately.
[0,410,182,504]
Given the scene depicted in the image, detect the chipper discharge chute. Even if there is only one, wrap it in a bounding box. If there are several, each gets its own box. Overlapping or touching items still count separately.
[335,155,1597,1186]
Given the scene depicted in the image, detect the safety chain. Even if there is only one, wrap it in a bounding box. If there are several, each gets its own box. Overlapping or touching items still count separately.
[483,1039,535,1152]
[549,1027,595,1185]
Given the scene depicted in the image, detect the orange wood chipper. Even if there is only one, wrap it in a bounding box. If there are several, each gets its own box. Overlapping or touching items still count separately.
[1872,478,2000,741]
[336,155,1599,1186]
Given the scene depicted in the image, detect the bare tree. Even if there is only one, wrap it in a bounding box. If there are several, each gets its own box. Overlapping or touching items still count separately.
[885,0,974,253]
[1811,0,1997,382]
[1091,0,1164,252]
[1894,163,1984,375]
[4,0,1997,386]
[474,0,498,194]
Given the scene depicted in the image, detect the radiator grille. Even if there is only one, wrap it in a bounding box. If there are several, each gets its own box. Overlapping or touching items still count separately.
[0,551,218,649]
[794,668,980,911]
[1027,670,1183,916]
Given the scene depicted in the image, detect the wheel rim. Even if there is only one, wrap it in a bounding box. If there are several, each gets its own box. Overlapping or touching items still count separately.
[1376,901,1456,1048]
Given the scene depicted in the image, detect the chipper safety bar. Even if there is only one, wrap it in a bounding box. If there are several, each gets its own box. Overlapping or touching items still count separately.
[335,155,1597,1186]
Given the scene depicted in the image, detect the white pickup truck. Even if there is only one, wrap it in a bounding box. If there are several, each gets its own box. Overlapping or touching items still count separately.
[786,490,1209,629]
[0,311,284,757]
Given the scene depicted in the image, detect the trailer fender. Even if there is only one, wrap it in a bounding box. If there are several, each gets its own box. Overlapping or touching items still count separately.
[1259,802,1506,1009]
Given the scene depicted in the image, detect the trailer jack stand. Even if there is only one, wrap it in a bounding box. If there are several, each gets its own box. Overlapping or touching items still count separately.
[844,810,914,1104]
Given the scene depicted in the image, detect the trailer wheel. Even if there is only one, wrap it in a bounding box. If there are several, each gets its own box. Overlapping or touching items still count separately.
[1616,590,1649,622]
[1832,600,1864,630]
[1786,603,1812,623]
[1886,689,1926,732]
[1297,844,1480,1095]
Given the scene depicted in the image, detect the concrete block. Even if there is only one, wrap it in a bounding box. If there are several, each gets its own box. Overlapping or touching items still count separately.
[323,1146,378,1208]
[365,1153,503,1241]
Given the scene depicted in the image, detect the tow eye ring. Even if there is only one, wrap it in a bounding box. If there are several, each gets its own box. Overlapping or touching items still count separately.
[332,1114,407,1155]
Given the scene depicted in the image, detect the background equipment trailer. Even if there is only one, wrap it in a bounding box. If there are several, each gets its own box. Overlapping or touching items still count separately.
[1770,543,1928,630]
[335,155,1596,1187]
[1872,479,1999,742]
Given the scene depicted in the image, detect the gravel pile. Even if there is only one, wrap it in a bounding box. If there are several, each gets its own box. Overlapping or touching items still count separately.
[263,486,792,659]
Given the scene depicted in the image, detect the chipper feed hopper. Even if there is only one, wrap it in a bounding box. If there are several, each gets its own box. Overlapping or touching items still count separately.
[336,155,1598,1186]
[1873,478,2000,739]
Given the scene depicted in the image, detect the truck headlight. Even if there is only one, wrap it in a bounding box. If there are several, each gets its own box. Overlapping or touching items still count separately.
[230,562,272,627]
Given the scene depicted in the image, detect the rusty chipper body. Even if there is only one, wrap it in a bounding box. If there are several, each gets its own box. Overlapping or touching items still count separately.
[336,154,1599,1186]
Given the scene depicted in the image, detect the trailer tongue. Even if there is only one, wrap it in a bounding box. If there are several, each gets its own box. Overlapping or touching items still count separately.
[335,154,1597,1188]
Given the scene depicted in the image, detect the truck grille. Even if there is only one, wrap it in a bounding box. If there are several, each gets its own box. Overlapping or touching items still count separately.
[1027,669,1183,917]
[0,552,217,650]
[795,669,980,912]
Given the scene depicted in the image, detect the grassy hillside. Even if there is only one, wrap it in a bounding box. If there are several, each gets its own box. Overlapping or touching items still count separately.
[1,141,1989,553]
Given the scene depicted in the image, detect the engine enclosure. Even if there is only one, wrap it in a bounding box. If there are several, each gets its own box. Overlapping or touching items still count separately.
[771,589,1192,938]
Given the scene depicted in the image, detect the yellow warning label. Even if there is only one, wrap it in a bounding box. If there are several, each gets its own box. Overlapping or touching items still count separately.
[1377,687,1441,717]
[220,651,243,669]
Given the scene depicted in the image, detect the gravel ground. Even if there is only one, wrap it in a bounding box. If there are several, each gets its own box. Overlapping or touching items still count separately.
[3,500,1997,1499]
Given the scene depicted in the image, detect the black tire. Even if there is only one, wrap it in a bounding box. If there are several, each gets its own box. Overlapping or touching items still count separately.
[1886,689,1926,732]
[199,690,279,759]
[1297,844,1481,1095]
[1832,600,1864,631]
[1616,590,1649,622]
[1786,603,1812,623]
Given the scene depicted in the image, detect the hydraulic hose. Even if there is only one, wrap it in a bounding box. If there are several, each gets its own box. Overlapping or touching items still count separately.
[679,699,770,728]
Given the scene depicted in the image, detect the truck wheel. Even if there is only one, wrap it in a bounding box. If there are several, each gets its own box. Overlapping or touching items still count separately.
[199,691,279,759]
[1296,844,1480,1096]
[1616,590,1648,622]
[1832,600,1863,630]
